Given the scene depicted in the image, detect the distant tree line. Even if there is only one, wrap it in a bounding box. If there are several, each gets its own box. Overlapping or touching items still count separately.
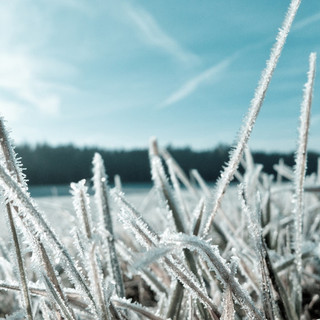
[15,144,320,186]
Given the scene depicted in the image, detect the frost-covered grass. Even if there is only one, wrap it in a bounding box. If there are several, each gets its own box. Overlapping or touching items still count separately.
[0,0,320,319]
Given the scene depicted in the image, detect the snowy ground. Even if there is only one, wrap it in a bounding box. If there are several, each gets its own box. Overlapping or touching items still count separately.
[0,186,162,241]
[0,184,238,242]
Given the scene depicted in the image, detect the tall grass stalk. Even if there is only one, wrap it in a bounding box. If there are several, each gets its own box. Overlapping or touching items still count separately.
[5,204,33,320]
[201,0,302,236]
[92,153,125,299]
[0,162,99,315]
[0,118,33,320]
[292,52,317,317]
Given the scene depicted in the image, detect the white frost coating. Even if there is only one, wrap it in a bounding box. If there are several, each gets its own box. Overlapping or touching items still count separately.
[0,117,28,190]
[42,274,76,320]
[112,190,160,248]
[166,158,190,228]
[149,138,186,234]
[161,148,198,197]
[92,153,112,231]
[87,244,109,319]
[293,52,316,314]
[239,185,278,319]
[112,297,166,320]
[0,118,33,318]
[221,286,235,320]
[5,205,33,320]
[0,163,98,314]
[190,169,211,197]
[294,52,317,270]
[92,153,125,298]
[113,189,218,315]
[134,247,171,269]
[151,155,185,233]
[70,179,93,240]
[39,298,56,320]
[166,233,264,320]
[163,255,217,314]
[201,0,302,236]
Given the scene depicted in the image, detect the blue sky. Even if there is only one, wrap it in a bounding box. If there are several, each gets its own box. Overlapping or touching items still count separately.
[0,0,320,152]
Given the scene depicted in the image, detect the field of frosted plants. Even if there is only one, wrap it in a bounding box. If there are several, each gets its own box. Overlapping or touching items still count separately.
[0,0,320,319]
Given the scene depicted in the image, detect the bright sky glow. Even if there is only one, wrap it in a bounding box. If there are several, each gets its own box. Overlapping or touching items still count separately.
[0,0,319,151]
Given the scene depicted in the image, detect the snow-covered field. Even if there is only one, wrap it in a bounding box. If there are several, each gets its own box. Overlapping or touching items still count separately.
[0,187,153,240]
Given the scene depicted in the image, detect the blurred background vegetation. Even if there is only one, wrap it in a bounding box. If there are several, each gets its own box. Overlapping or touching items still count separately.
[16,144,320,185]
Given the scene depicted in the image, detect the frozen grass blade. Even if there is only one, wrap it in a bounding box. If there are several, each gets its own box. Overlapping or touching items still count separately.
[239,186,278,320]
[5,204,33,320]
[264,246,299,320]
[113,190,220,318]
[89,244,109,319]
[221,287,234,320]
[39,299,56,320]
[165,281,184,320]
[151,140,214,318]
[0,118,27,188]
[292,52,317,317]
[37,243,76,318]
[93,153,112,230]
[144,253,220,319]
[190,169,211,197]
[116,239,169,297]
[114,174,122,192]
[92,153,125,298]
[0,123,95,315]
[27,226,65,303]
[166,158,190,222]
[42,274,76,320]
[0,119,33,319]
[191,198,206,236]
[113,297,167,320]
[165,234,264,320]
[113,190,160,248]
[20,217,78,320]
[201,0,302,236]
[0,281,91,312]
[0,163,99,315]
[221,257,237,320]
[274,159,294,182]
[149,138,186,234]
[71,179,93,240]
[161,148,198,197]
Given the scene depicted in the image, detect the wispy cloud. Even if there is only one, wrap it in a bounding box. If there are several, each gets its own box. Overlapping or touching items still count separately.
[0,99,25,123]
[123,2,198,64]
[0,52,64,116]
[293,12,320,31]
[0,1,78,120]
[159,57,234,108]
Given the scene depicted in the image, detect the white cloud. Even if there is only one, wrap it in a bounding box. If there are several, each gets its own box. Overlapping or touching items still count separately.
[123,2,198,64]
[0,100,25,123]
[159,57,234,108]
[0,1,79,119]
[0,52,62,116]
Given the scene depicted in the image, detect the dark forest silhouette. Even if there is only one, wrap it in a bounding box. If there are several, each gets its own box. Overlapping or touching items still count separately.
[16,144,320,185]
